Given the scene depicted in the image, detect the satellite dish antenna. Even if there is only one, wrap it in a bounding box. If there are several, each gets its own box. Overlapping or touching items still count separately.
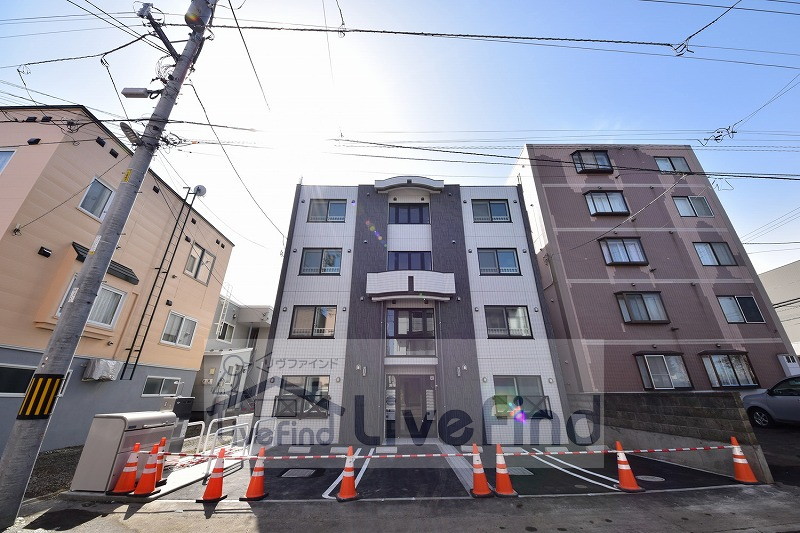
[119,122,142,146]
[193,185,207,197]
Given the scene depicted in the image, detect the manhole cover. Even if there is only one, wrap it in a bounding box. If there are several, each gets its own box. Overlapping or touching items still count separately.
[279,468,325,478]
[635,475,665,482]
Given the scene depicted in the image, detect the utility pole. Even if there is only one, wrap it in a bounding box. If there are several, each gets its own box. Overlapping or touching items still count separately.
[0,1,218,528]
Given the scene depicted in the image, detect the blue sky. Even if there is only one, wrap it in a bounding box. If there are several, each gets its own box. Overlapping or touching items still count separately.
[1,1,798,304]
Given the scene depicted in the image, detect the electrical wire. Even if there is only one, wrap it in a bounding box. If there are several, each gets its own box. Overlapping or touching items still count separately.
[227,0,270,111]
[0,34,151,70]
[672,0,741,56]
[73,0,167,54]
[634,0,800,16]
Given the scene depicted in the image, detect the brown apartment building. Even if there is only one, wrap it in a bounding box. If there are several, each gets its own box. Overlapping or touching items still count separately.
[0,106,233,451]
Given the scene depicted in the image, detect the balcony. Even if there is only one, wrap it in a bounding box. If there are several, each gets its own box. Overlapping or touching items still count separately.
[366,270,456,301]
[387,338,436,357]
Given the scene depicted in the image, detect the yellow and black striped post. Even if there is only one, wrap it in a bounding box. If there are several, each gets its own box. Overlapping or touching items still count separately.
[17,374,63,420]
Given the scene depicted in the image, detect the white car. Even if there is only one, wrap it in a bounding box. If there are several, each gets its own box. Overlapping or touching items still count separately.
[742,377,800,428]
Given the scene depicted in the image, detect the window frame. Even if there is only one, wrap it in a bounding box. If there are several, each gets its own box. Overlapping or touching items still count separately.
[599,238,648,266]
[701,353,758,388]
[471,200,512,223]
[217,321,234,343]
[307,199,347,223]
[694,242,736,266]
[289,305,337,338]
[0,363,36,398]
[491,375,551,419]
[717,296,765,324]
[142,376,181,397]
[584,191,629,216]
[477,248,521,275]
[655,156,691,174]
[78,178,115,220]
[299,248,342,275]
[388,203,430,224]
[634,354,693,390]
[0,150,14,174]
[246,326,259,348]
[673,196,714,217]
[184,241,216,284]
[160,311,198,348]
[484,306,533,338]
[58,276,126,329]
[387,251,433,271]
[615,292,670,324]
[572,150,613,173]
[273,375,331,418]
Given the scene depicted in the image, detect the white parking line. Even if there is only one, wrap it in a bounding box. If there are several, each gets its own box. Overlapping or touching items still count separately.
[531,447,619,484]
[321,447,362,500]
[355,447,375,486]
[524,449,619,491]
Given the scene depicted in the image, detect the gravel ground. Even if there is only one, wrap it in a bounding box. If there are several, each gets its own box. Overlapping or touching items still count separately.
[24,446,82,500]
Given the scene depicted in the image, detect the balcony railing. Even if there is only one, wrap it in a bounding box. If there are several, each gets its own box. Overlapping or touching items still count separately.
[290,327,335,337]
[487,327,531,337]
[387,338,436,357]
[301,266,340,274]
[474,215,510,222]
[479,266,519,275]
[308,215,345,222]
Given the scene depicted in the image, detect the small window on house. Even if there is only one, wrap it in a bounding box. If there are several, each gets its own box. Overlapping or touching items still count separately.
[584,191,629,215]
[572,150,612,173]
[185,242,215,283]
[161,311,198,347]
[717,296,765,323]
[599,238,647,265]
[217,321,234,342]
[0,151,13,174]
[492,376,550,419]
[389,203,430,224]
[694,242,736,266]
[472,200,511,222]
[0,364,35,396]
[247,327,259,348]
[300,248,342,274]
[142,376,181,396]
[59,277,125,328]
[485,306,532,338]
[655,156,691,173]
[290,306,337,337]
[635,354,692,390]
[702,354,757,387]
[308,199,346,222]
[388,251,432,271]
[79,179,114,219]
[273,375,330,418]
[673,196,713,217]
[477,249,520,275]
[616,292,669,323]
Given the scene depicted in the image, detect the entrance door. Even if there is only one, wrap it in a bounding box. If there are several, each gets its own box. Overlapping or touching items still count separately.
[397,375,436,439]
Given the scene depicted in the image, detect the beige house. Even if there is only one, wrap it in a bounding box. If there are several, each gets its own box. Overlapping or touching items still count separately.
[0,105,233,451]
[759,259,800,375]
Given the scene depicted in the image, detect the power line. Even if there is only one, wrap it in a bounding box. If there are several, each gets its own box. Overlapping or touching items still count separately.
[634,0,800,16]
[743,241,800,244]
[673,0,741,56]
[227,0,270,111]
[63,0,167,54]
[0,34,150,70]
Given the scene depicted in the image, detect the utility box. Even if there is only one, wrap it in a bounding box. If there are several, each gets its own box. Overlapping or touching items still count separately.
[164,396,194,453]
[70,411,176,493]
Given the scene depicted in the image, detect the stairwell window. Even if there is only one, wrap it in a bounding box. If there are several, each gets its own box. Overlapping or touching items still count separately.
[485,306,532,338]
[717,296,765,323]
[478,249,520,275]
[185,242,215,284]
[217,321,234,342]
[161,311,197,347]
[599,238,647,265]
[694,242,736,266]
[572,150,612,173]
[388,251,432,271]
[78,178,114,220]
[616,292,669,323]
[584,191,629,215]
[0,151,13,174]
[673,196,713,217]
[655,156,690,173]
[472,200,511,222]
[389,203,430,224]
[300,248,342,275]
[308,199,346,222]
[290,306,337,338]
[702,354,757,388]
[58,277,125,328]
[635,354,692,390]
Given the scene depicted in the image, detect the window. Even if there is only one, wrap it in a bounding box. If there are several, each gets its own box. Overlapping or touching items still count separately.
[247,327,259,348]
[616,292,668,323]
[485,306,532,338]
[572,150,612,173]
[478,249,520,275]
[142,376,180,396]
[386,309,436,356]
[388,251,432,271]
[300,248,342,275]
[492,376,551,419]
[79,179,114,219]
[217,321,234,342]
[290,306,337,337]
[389,203,430,224]
[185,242,215,284]
[0,364,35,396]
[635,354,692,390]
[59,277,125,328]
[0,151,13,174]
[717,296,765,323]
[694,242,736,266]
[161,312,198,347]
[472,200,511,222]
[584,191,629,215]
[673,196,713,217]
[655,156,690,173]
[702,354,757,387]
[308,199,346,222]
[273,375,330,418]
[599,238,647,265]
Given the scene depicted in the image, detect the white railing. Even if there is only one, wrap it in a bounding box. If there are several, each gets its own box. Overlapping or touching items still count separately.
[308,215,327,222]
[480,267,498,274]
[487,327,531,337]
[327,215,345,222]
[499,266,518,274]
[313,327,334,336]
[301,267,318,274]
[180,420,206,454]
[473,215,491,222]
[320,266,340,274]
[203,415,239,453]
[248,418,277,455]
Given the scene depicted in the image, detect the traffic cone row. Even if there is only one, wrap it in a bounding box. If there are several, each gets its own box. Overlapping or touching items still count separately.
[132,444,162,497]
[107,443,141,495]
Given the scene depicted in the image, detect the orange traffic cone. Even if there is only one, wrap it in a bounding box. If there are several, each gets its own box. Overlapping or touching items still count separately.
[107,442,140,495]
[336,446,360,502]
[155,437,167,487]
[493,444,517,497]
[470,443,493,498]
[240,447,269,501]
[197,449,228,503]
[131,444,162,497]
[614,441,644,493]
[730,436,759,484]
